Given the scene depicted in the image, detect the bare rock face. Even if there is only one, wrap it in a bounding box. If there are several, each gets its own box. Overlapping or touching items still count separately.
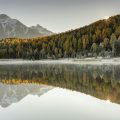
[0,14,53,39]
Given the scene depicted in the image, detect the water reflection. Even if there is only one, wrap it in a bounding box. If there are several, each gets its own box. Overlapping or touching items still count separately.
[0,64,120,104]
[1,88,120,120]
[0,83,53,108]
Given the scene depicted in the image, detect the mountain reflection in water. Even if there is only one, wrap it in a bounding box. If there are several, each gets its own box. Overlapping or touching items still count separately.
[0,83,53,108]
[0,64,120,105]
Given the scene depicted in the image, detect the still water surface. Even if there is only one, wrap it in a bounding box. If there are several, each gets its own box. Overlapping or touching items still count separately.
[0,63,120,120]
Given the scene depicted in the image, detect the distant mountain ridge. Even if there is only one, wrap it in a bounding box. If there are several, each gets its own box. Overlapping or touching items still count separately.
[0,14,53,39]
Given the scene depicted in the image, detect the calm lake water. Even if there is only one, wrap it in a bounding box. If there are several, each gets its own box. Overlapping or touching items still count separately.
[0,63,120,120]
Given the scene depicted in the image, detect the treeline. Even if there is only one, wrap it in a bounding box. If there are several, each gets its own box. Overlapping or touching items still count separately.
[0,15,120,59]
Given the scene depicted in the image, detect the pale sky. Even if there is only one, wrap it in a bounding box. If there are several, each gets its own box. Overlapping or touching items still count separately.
[0,0,120,33]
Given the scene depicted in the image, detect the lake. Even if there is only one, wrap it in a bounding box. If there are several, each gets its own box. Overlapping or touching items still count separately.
[0,62,120,120]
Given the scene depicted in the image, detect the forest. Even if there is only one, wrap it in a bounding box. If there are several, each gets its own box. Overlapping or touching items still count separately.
[0,15,120,59]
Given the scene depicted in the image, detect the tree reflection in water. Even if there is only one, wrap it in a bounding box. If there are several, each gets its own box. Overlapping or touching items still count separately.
[0,64,120,104]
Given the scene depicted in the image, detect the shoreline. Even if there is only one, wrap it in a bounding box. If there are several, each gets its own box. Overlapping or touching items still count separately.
[0,58,120,65]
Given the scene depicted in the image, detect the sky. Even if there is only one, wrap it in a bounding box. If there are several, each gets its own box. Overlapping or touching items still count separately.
[0,0,120,33]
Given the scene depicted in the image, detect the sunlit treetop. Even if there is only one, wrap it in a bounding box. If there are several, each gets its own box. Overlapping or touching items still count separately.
[104,16,110,20]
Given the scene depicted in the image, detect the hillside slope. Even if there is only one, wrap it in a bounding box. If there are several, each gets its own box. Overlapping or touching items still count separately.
[0,15,120,59]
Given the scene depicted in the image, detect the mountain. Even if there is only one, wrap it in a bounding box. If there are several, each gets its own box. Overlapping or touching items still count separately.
[0,14,120,59]
[31,24,53,36]
[0,83,53,108]
[0,14,53,39]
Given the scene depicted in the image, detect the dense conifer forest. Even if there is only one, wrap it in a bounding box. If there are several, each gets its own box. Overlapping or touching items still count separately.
[0,15,120,59]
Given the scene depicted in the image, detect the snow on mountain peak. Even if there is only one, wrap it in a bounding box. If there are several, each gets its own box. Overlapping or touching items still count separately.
[0,14,10,19]
[0,14,11,23]
[0,14,53,39]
